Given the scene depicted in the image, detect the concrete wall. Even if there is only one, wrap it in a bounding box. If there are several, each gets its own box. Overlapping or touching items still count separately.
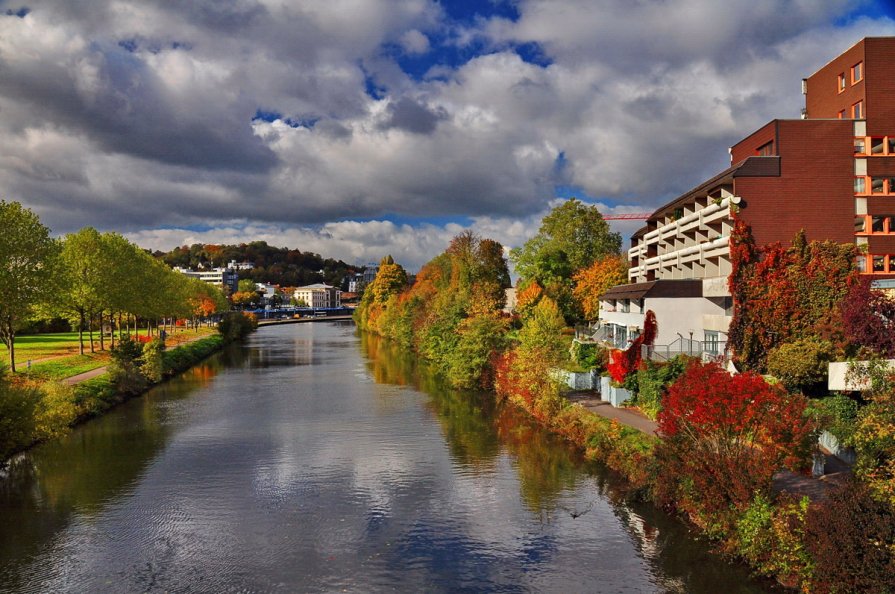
[828,359,895,390]
[647,296,726,344]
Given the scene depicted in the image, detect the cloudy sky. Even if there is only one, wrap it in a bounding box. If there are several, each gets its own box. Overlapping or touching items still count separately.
[1,0,894,269]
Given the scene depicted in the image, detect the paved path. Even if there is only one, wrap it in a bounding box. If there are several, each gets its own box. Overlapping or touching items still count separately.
[565,391,660,435]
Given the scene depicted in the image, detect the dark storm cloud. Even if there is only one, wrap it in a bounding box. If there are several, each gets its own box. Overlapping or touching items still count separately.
[379,97,448,134]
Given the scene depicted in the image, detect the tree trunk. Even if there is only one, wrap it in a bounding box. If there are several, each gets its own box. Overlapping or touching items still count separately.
[99,310,105,351]
[6,317,16,373]
[88,312,95,353]
[110,311,115,349]
[78,311,85,356]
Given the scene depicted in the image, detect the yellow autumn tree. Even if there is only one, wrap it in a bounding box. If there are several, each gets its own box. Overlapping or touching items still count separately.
[572,255,628,321]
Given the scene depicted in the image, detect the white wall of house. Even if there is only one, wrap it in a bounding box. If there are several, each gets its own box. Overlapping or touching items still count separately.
[600,296,729,347]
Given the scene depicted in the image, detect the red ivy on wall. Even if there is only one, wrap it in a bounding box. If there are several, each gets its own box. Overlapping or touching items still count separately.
[607,310,657,383]
[727,223,857,372]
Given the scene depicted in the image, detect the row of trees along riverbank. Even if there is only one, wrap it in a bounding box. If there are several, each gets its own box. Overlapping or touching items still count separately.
[354,200,895,593]
[0,201,230,373]
[0,312,257,464]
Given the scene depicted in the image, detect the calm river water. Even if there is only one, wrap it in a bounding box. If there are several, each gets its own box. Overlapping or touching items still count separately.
[0,323,779,593]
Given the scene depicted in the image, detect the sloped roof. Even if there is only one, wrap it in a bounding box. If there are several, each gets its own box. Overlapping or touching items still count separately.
[601,279,702,300]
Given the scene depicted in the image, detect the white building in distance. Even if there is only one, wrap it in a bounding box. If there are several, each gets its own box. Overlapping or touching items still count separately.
[293,283,341,308]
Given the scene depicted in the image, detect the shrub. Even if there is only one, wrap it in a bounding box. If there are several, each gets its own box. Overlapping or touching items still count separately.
[805,393,860,446]
[737,494,812,588]
[631,356,689,419]
[108,335,146,396]
[853,386,895,507]
[141,338,165,383]
[0,378,43,460]
[217,311,258,342]
[805,480,895,594]
[569,341,608,373]
[766,337,836,394]
[655,361,814,534]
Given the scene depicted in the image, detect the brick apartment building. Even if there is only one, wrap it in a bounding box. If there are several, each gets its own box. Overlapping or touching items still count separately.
[599,37,895,352]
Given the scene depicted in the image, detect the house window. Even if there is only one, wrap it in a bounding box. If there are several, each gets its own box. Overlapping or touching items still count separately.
[855,216,867,233]
[873,255,885,272]
[722,296,733,316]
[620,299,630,313]
[855,138,866,154]
[704,331,720,355]
[855,177,866,193]
[889,137,895,154]
[871,177,885,194]
[888,216,895,233]
[872,215,886,233]
[852,62,863,84]
[853,100,864,119]
[890,178,895,194]
[871,137,886,154]
[838,73,847,92]
[756,141,774,156]
[839,109,847,119]
[856,255,867,273]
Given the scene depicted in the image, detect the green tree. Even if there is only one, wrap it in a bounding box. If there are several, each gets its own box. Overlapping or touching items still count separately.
[55,228,105,355]
[511,199,621,320]
[238,278,258,293]
[0,201,57,372]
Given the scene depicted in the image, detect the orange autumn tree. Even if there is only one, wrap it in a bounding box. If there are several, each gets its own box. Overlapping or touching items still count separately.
[572,255,628,321]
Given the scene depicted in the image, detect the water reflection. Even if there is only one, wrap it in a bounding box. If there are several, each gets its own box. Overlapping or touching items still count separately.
[360,330,780,593]
[0,324,778,593]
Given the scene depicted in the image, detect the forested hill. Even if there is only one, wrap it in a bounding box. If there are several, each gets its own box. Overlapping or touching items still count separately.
[156,242,359,288]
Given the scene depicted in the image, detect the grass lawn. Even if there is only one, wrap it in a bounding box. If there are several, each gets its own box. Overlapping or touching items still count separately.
[8,327,217,376]
[22,353,110,381]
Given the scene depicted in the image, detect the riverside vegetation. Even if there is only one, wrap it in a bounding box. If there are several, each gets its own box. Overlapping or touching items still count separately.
[356,201,895,593]
[0,200,259,463]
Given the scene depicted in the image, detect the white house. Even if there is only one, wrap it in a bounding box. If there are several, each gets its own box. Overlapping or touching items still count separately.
[293,283,341,308]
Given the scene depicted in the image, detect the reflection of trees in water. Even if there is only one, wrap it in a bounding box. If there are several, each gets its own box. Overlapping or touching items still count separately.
[359,330,777,593]
[362,330,583,512]
[0,360,220,587]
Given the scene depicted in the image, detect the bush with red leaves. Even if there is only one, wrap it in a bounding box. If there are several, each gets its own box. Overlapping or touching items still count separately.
[655,361,813,534]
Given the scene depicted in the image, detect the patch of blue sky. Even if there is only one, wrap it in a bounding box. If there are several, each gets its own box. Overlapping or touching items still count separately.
[439,0,520,24]
[834,0,895,25]
[252,109,317,128]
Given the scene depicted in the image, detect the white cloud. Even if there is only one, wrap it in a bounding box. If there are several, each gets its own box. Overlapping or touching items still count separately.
[0,0,892,248]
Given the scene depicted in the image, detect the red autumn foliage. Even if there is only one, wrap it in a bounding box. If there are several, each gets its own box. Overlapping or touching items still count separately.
[607,310,657,383]
[841,275,895,357]
[727,222,857,371]
[655,361,813,530]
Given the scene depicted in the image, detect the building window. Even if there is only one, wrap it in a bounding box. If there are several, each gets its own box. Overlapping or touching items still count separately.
[873,255,885,272]
[872,177,885,194]
[856,255,867,273]
[873,215,886,233]
[839,109,847,119]
[853,100,864,119]
[871,137,886,154]
[856,216,867,233]
[855,177,866,193]
[855,138,866,154]
[889,138,895,154]
[838,73,847,92]
[756,141,774,156]
[852,62,863,84]
[704,331,720,355]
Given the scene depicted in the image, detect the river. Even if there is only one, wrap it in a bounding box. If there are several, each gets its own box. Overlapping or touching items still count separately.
[0,322,779,593]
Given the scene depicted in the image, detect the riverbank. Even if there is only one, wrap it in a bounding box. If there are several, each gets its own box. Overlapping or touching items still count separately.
[1,333,229,466]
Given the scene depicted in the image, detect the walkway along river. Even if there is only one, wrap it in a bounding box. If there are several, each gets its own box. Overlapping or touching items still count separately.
[0,322,781,593]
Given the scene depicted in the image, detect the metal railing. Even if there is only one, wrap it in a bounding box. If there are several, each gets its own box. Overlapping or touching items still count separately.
[642,337,729,364]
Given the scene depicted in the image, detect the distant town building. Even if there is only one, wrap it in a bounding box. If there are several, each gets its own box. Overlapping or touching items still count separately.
[174,265,239,294]
[293,283,342,308]
[601,37,895,351]
[228,260,255,271]
[362,263,379,285]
